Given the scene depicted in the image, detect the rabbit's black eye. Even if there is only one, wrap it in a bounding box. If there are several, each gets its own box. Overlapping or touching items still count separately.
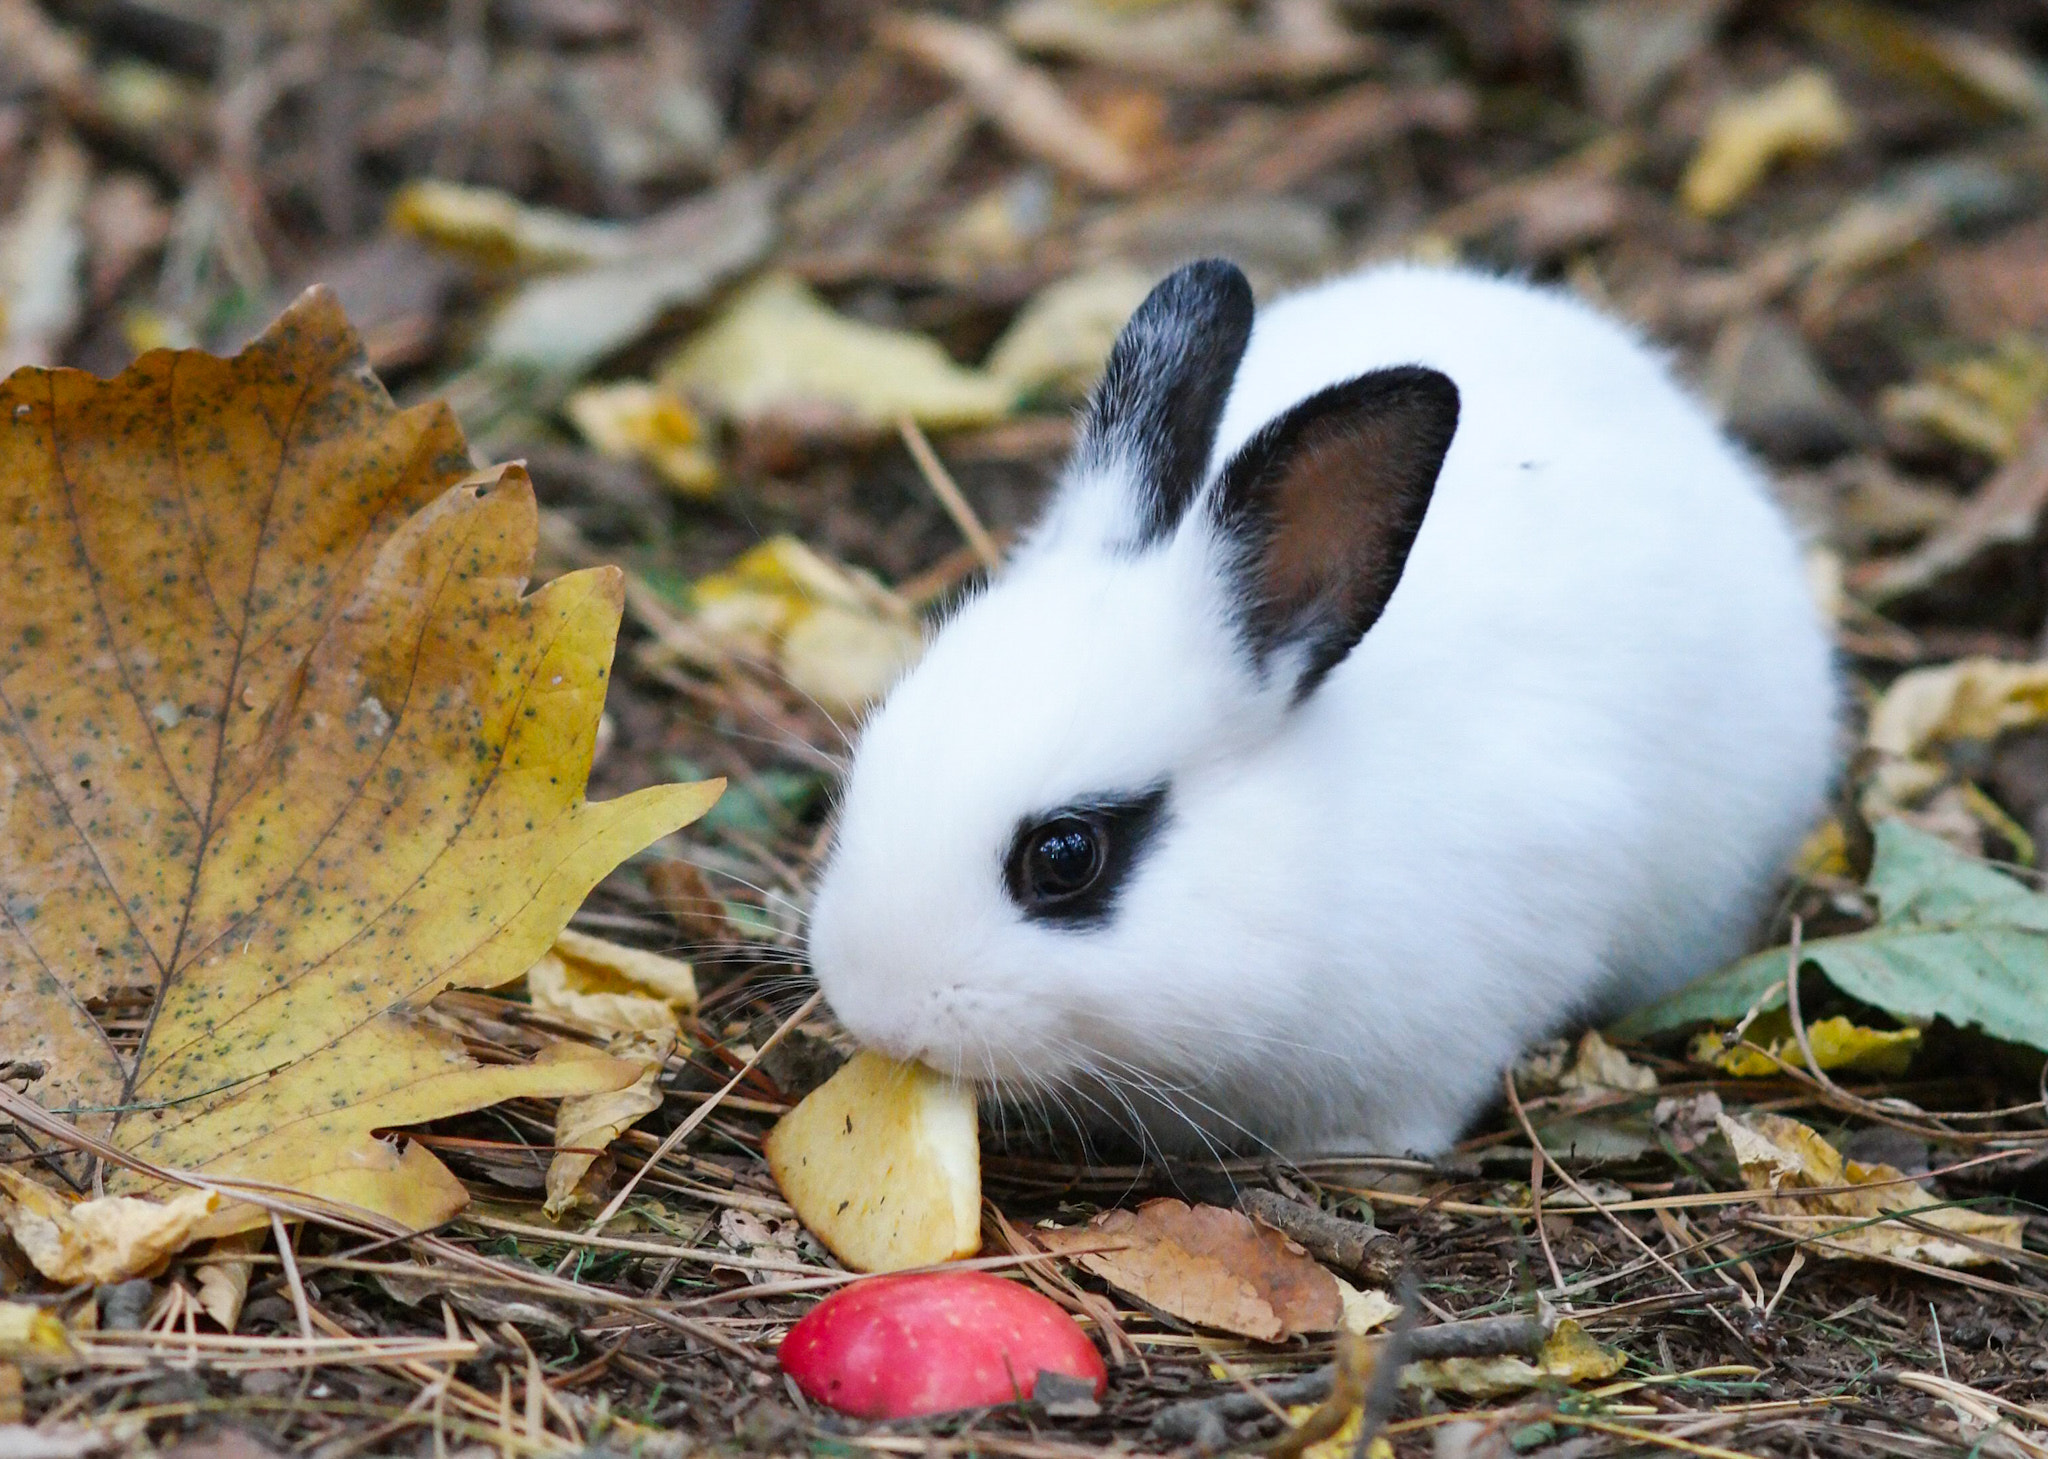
[1023,818,1104,901]
[1003,787,1169,927]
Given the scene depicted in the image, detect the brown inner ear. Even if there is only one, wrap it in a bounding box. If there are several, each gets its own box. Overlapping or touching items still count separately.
[1250,414,1433,652]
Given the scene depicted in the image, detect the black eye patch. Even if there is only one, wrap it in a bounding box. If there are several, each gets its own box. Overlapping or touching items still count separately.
[1003,786,1169,928]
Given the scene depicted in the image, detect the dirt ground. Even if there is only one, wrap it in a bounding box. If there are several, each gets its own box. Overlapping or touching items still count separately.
[3,0,2048,1455]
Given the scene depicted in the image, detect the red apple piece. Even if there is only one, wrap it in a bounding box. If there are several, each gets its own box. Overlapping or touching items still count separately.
[780,1271,1108,1419]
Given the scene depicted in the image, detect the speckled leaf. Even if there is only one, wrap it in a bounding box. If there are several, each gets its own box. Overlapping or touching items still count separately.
[0,287,720,1231]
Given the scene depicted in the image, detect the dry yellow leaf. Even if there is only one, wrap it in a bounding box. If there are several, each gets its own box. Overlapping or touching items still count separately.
[1407,1320,1625,1398]
[664,273,1018,434]
[1035,1198,1345,1342]
[388,179,627,270]
[0,1302,70,1362]
[688,536,923,713]
[191,1228,263,1332]
[1878,338,2048,461]
[1719,1112,2024,1266]
[1691,1013,1920,1078]
[764,1050,981,1273]
[1795,817,1854,878]
[1334,1279,1399,1336]
[1858,656,2048,851]
[1282,1405,1394,1459]
[541,1040,666,1219]
[1867,657,2048,758]
[1681,69,1854,217]
[0,1166,217,1285]
[984,264,1155,398]
[0,288,719,1240]
[525,928,699,1041]
[562,381,718,497]
[1558,1028,1658,1094]
[1515,1028,1656,1097]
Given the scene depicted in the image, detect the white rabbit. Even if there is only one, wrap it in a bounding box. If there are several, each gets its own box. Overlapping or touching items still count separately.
[806,260,1837,1158]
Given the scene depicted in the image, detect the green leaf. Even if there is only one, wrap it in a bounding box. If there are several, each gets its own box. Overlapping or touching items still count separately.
[1609,821,2048,1051]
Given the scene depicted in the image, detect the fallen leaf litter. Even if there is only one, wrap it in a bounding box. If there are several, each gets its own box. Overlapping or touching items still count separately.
[0,3,2046,1455]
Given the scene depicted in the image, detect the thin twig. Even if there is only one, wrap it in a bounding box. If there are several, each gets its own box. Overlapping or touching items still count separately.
[899,415,1003,574]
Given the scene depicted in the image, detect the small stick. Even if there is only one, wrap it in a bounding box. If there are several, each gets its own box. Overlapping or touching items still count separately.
[1524,1098,1571,1305]
[1780,916,1846,1100]
[1347,1282,1419,1459]
[1239,1188,1400,1285]
[271,1211,316,1345]
[899,415,1002,574]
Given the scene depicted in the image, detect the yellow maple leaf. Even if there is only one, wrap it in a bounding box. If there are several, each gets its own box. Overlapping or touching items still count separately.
[0,287,719,1242]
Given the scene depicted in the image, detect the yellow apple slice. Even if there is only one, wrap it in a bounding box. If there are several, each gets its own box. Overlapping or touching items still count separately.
[764,1051,982,1272]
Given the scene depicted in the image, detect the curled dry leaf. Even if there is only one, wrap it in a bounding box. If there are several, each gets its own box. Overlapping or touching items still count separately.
[525,928,699,1042]
[1560,1029,1657,1095]
[1850,654,2048,849]
[190,1229,263,1332]
[1681,69,1854,218]
[562,381,718,497]
[480,175,776,380]
[541,1040,666,1218]
[764,1050,982,1273]
[1869,655,2048,760]
[0,1167,217,1285]
[1335,1279,1398,1336]
[665,273,1016,436]
[682,534,923,713]
[1035,1198,1344,1342]
[0,289,719,1244]
[1719,1112,2025,1267]
[388,179,630,270]
[1514,1028,1656,1097]
[1863,653,2048,822]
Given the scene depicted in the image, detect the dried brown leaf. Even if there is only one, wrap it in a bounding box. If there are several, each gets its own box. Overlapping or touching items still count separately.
[1036,1198,1343,1341]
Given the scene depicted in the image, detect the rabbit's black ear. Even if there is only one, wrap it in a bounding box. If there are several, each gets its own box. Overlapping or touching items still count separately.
[1210,366,1458,699]
[1076,259,1254,547]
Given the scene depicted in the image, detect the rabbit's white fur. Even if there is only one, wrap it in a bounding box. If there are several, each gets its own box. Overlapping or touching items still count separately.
[809,263,1837,1157]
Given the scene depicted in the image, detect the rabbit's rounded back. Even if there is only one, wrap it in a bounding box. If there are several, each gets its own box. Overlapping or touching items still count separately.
[808,260,1835,1157]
